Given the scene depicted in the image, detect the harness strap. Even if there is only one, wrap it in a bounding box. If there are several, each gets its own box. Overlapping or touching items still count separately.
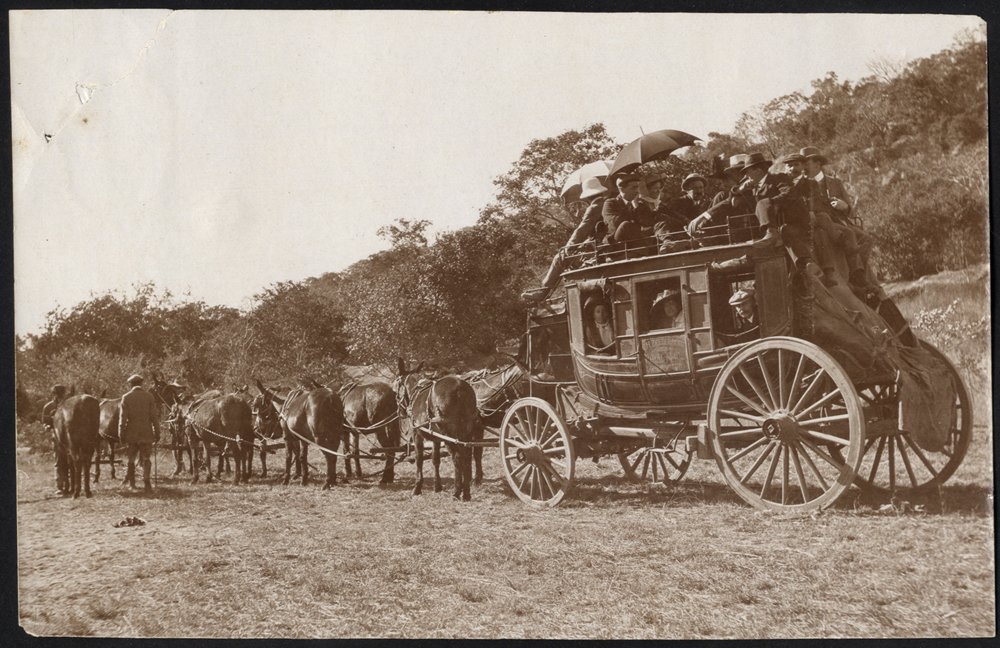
[343,411,401,433]
[188,419,255,447]
[283,424,351,458]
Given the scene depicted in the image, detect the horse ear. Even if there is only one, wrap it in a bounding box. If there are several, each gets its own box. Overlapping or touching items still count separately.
[414,361,425,374]
[100,389,107,399]
[396,357,406,376]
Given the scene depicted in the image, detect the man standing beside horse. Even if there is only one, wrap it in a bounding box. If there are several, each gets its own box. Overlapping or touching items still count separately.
[42,384,69,495]
[119,374,161,492]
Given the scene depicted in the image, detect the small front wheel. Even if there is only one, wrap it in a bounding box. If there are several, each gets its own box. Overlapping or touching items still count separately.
[500,398,575,507]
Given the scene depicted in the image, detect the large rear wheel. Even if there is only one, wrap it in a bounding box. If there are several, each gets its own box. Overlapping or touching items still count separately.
[500,398,575,507]
[850,340,972,494]
[708,337,865,513]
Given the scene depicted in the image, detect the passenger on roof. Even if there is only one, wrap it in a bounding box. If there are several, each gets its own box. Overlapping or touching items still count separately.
[666,173,710,223]
[521,176,610,303]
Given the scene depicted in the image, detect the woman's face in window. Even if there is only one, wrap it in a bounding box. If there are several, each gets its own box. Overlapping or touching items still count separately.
[662,299,681,320]
[593,304,609,325]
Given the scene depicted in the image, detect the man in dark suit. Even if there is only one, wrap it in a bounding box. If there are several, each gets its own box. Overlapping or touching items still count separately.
[119,374,161,492]
[665,173,710,223]
[42,384,69,494]
[602,174,661,242]
[800,147,872,290]
[522,177,609,302]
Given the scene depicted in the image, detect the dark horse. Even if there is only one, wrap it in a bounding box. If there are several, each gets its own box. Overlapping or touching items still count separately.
[184,390,254,484]
[250,392,286,479]
[255,380,346,489]
[341,381,402,484]
[393,358,479,501]
[53,395,101,498]
[460,362,527,485]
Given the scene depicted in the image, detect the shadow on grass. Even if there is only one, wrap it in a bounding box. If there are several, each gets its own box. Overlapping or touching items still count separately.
[836,482,994,517]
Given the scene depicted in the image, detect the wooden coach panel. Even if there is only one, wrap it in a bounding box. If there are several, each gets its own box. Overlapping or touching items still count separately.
[755,255,793,336]
[573,352,646,404]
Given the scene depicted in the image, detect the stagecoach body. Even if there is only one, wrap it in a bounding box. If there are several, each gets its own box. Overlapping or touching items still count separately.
[502,217,971,511]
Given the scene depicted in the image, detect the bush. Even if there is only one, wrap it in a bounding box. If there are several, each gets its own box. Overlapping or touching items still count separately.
[17,420,53,455]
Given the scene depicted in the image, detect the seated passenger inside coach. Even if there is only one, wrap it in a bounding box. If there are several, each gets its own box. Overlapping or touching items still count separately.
[648,288,683,330]
[583,296,615,355]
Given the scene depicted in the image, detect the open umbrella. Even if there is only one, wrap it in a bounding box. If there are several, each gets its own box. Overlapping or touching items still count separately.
[560,160,613,204]
[607,129,701,179]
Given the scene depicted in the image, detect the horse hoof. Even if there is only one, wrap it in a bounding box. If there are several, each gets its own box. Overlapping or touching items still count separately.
[463,494,472,502]
[86,491,93,498]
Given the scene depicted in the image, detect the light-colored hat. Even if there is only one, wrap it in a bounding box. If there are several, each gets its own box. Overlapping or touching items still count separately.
[126,374,144,386]
[728,287,755,306]
[615,173,641,186]
[799,146,828,164]
[681,173,707,190]
[724,154,750,175]
[651,288,681,309]
[579,176,608,200]
[782,152,805,164]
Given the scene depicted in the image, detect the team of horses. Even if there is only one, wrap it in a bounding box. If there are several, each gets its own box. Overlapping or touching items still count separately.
[50,358,532,501]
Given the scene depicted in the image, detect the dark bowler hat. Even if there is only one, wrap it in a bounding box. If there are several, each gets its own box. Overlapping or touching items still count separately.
[681,173,707,190]
[782,152,805,164]
[51,384,67,396]
[799,146,828,164]
[615,173,641,186]
[740,152,773,175]
[126,374,144,386]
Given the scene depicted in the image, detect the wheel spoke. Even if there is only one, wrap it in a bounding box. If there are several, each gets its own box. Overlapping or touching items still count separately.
[529,466,540,500]
[777,349,787,409]
[719,409,766,425]
[790,444,810,502]
[537,462,556,498]
[539,460,563,486]
[760,444,782,498]
[516,462,532,492]
[719,427,765,440]
[900,434,939,477]
[801,428,851,447]
[657,453,672,479]
[867,435,887,483]
[794,439,829,491]
[628,450,644,474]
[795,388,844,420]
[757,353,780,412]
[640,452,650,480]
[739,366,775,412]
[791,369,826,416]
[888,436,896,491]
[798,435,844,469]
[542,445,567,456]
[651,453,659,481]
[512,409,532,443]
[504,437,528,450]
[509,459,530,479]
[664,452,683,472]
[727,436,768,463]
[547,457,568,471]
[739,440,775,485]
[724,386,770,418]
[785,355,808,410]
[538,427,559,449]
[797,413,851,426]
[896,435,919,488]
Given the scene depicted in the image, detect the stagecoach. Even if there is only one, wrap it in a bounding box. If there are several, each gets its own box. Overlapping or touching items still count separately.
[499,213,971,511]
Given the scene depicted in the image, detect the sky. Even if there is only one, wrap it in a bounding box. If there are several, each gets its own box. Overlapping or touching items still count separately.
[10,11,985,335]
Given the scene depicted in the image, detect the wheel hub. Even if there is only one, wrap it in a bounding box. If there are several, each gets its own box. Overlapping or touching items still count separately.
[516,443,546,465]
[761,413,799,442]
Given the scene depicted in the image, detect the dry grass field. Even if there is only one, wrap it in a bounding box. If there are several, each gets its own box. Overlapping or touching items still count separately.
[16,428,993,639]
[16,265,994,639]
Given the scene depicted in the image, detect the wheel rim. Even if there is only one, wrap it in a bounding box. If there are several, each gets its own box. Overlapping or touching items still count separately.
[618,444,691,484]
[500,397,575,507]
[708,337,864,513]
[851,340,972,494]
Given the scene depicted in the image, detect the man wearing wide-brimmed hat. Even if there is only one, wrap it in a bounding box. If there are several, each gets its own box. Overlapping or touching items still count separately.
[521,176,610,302]
[119,373,161,492]
[799,146,874,291]
[782,151,806,179]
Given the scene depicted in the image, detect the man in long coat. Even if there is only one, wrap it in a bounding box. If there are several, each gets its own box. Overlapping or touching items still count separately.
[42,384,69,494]
[119,374,160,492]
